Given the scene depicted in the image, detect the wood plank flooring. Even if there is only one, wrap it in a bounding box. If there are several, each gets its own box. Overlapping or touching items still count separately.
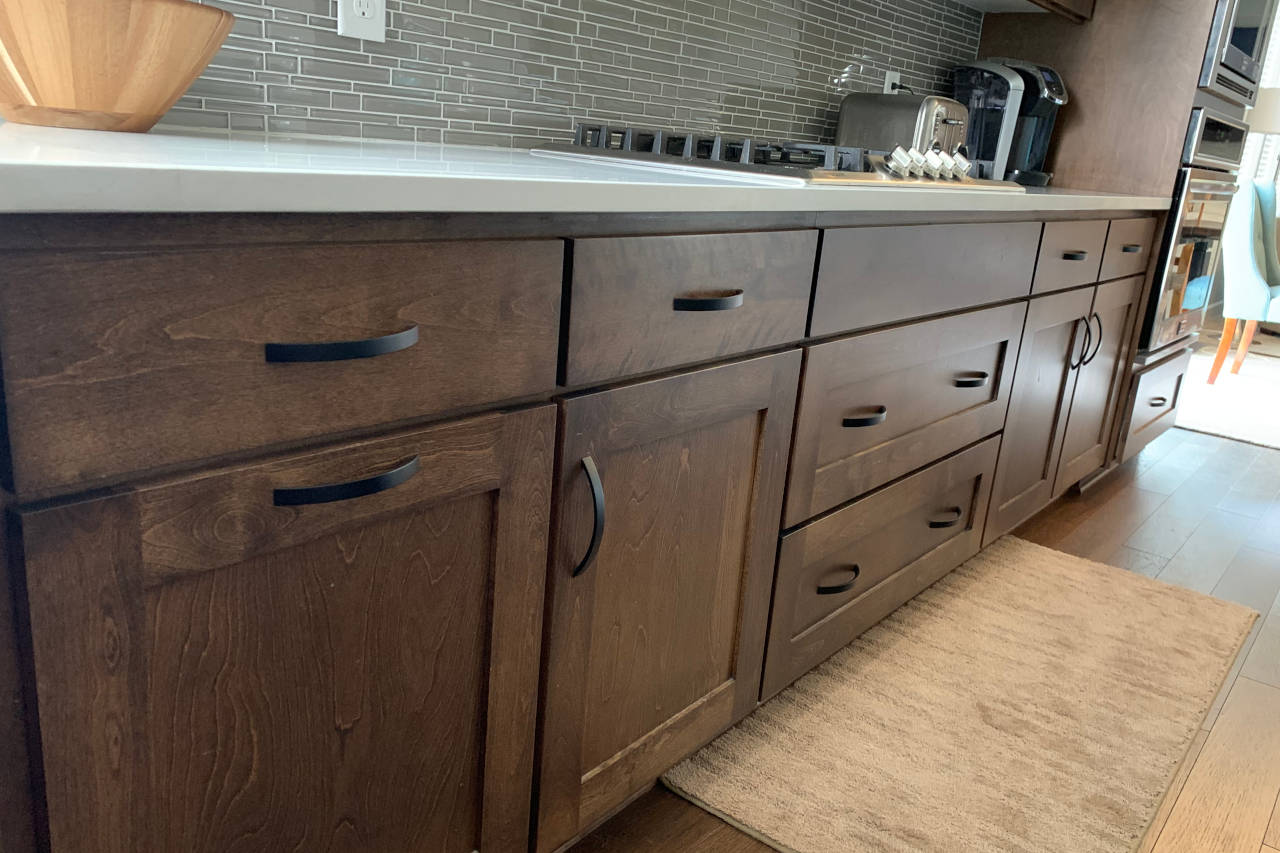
[574,428,1280,852]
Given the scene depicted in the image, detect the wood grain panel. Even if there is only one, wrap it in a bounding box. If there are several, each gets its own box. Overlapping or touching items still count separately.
[1124,350,1192,463]
[564,231,815,385]
[810,222,1041,337]
[1101,218,1159,282]
[786,302,1024,526]
[536,351,800,852]
[0,501,36,853]
[18,405,555,852]
[0,240,562,496]
[1032,219,1107,294]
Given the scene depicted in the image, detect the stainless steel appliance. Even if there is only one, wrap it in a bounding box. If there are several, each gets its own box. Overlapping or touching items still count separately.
[1138,168,1236,359]
[953,58,1068,186]
[531,123,1025,190]
[1201,0,1278,106]
[833,93,969,156]
[1183,106,1251,170]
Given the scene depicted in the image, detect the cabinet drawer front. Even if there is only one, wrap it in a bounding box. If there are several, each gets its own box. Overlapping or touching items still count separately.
[19,406,556,853]
[811,222,1040,337]
[564,231,816,385]
[1100,217,1158,281]
[764,436,998,699]
[0,240,562,495]
[1032,219,1108,294]
[1123,348,1191,461]
[786,303,1026,527]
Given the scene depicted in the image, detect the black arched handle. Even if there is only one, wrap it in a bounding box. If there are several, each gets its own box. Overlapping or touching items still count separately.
[1070,316,1092,370]
[1061,250,1089,261]
[1082,313,1104,366]
[816,565,860,595]
[273,456,420,506]
[1149,396,1169,407]
[1122,244,1143,254]
[265,325,419,363]
[673,290,745,312]
[572,456,606,578]
[842,406,888,428]
[927,506,964,529]
[953,371,991,388]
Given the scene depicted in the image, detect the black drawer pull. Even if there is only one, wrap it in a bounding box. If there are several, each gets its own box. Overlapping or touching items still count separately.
[1082,313,1104,366]
[1061,250,1089,261]
[273,455,420,506]
[1149,396,1169,407]
[816,565,860,595]
[842,406,888,428]
[928,506,964,529]
[1121,243,1143,254]
[672,289,745,312]
[572,456,606,578]
[953,371,990,388]
[265,325,419,363]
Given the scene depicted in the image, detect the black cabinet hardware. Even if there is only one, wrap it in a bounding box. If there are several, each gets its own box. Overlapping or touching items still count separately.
[953,371,991,388]
[1070,317,1092,370]
[1061,250,1089,261]
[927,506,964,529]
[816,565,860,595]
[265,325,420,363]
[842,405,888,428]
[572,456,606,577]
[1121,243,1143,254]
[273,455,420,506]
[1082,313,1104,366]
[672,289,745,311]
[1149,396,1169,407]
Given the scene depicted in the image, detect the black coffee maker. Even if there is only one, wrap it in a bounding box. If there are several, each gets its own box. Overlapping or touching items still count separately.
[953,59,1068,186]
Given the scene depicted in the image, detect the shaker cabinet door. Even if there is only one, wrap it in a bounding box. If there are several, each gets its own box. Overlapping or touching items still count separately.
[984,288,1094,545]
[18,406,555,853]
[536,351,800,852]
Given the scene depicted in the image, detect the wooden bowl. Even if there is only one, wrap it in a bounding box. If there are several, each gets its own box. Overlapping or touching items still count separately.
[0,0,233,133]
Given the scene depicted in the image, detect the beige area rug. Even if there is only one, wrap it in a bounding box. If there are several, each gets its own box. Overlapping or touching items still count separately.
[1175,349,1280,449]
[663,537,1256,853]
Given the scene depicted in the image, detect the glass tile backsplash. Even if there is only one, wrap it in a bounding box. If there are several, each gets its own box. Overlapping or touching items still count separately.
[172,0,983,146]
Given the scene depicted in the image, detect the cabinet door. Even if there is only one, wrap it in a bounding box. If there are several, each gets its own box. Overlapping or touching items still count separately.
[18,407,554,853]
[984,288,1094,545]
[537,351,801,851]
[1055,276,1144,493]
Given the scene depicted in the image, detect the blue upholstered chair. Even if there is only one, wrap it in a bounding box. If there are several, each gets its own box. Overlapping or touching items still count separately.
[1214,179,1280,382]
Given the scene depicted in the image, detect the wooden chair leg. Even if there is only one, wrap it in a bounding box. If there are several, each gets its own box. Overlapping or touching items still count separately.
[1231,320,1258,374]
[1209,318,1239,384]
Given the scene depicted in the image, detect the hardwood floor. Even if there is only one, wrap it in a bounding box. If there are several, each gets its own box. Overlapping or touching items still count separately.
[573,428,1280,853]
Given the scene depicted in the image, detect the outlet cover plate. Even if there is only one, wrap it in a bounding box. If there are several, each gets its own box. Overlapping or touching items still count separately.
[338,0,386,42]
[883,71,902,94]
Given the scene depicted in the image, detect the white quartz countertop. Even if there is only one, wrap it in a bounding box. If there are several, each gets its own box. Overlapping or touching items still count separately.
[0,123,1172,215]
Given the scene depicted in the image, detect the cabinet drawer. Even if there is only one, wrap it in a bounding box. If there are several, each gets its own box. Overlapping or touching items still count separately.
[786,303,1026,527]
[0,240,562,495]
[811,222,1040,337]
[1100,217,1158,281]
[1032,219,1108,294]
[1123,348,1191,462]
[764,436,998,699]
[564,231,816,385]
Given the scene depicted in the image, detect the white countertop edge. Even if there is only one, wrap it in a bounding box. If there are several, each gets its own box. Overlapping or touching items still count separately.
[0,163,1172,214]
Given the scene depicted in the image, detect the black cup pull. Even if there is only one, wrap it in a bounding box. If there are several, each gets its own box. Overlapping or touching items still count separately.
[1121,243,1143,254]
[842,405,888,428]
[672,289,745,312]
[273,455,420,506]
[953,371,991,388]
[265,325,419,363]
[1070,316,1092,370]
[928,506,964,529]
[1149,396,1169,407]
[1062,250,1089,261]
[1082,313,1104,366]
[572,456,606,578]
[816,565,860,595]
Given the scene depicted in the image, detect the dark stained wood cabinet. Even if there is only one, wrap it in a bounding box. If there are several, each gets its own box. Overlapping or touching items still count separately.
[0,505,36,853]
[984,287,1094,545]
[16,406,555,853]
[1031,219,1107,295]
[536,351,800,852]
[1055,276,1145,493]
[1099,218,1159,282]
[1122,348,1193,462]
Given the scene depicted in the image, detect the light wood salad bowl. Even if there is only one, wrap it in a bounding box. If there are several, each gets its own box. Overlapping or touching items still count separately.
[0,0,233,133]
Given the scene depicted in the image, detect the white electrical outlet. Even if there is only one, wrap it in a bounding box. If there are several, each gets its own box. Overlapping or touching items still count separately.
[883,71,902,94]
[338,0,386,42]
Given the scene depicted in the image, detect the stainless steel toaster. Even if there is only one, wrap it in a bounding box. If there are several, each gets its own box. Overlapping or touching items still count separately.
[835,93,969,155]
